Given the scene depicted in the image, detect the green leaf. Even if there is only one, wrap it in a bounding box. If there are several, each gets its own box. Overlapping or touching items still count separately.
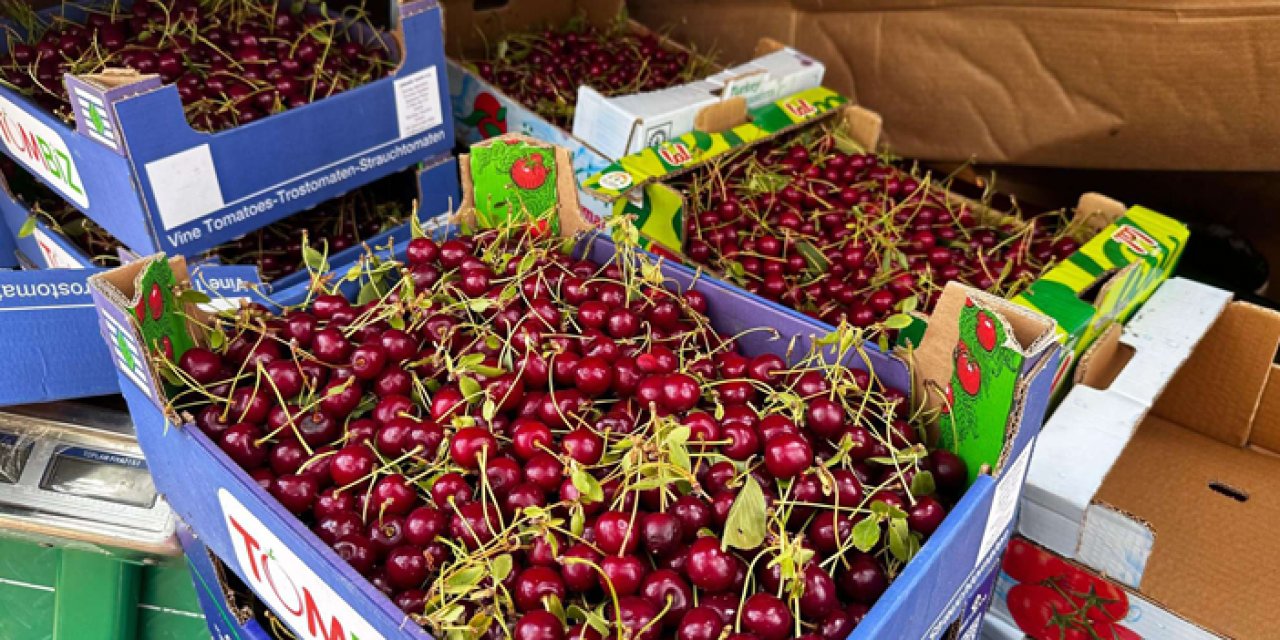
[883,313,914,330]
[664,426,691,447]
[207,329,226,350]
[491,554,514,582]
[722,476,767,551]
[445,565,485,590]
[301,243,328,273]
[897,295,919,314]
[571,468,604,503]
[850,516,880,552]
[796,241,831,274]
[471,364,507,378]
[17,216,36,238]
[545,593,565,623]
[467,297,497,313]
[177,289,211,305]
[387,314,405,330]
[888,517,917,562]
[481,398,497,422]
[909,470,936,498]
[356,281,381,306]
[410,211,426,239]
[458,376,482,401]
[668,442,691,473]
[570,506,585,537]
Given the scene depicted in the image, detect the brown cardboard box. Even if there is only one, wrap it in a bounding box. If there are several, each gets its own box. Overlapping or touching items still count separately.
[629,0,1280,171]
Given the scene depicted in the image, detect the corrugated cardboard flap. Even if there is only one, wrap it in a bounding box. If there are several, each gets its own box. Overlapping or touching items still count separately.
[454,135,595,238]
[1090,298,1280,637]
[1151,301,1280,447]
[911,282,1056,451]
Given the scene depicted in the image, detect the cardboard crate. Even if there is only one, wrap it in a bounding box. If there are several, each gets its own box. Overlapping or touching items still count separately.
[442,0,824,229]
[178,524,286,640]
[89,226,1059,639]
[986,277,1277,639]
[0,0,453,258]
[585,87,1187,400]
[0,157,458,405]
[628,0,1280,173]
[1,155,461,296]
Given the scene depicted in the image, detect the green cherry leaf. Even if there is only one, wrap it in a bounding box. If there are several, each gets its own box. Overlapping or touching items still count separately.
[722,475,767,551]
[909,470,936,498]
[883,313,914,330]
[491,554,514,582]
[458,375,482,402]
[571,467,604,504]
[17,216,36,238]
[177,289,211,305]
[850,515,880,553]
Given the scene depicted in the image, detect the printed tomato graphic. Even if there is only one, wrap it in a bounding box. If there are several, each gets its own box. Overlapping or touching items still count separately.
[160,335,173,360]
[1062,571,1129,623]
[939,383,954,414]
[955,343,982,396]
[1007,584,1077,640]
[1002,537,1072,585]
[511,154,549,190]
[460,92,508,138]
[976,310,997,351]
[148,282,164,320]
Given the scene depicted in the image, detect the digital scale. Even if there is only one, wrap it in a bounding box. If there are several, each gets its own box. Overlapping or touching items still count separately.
[0,399,179,558]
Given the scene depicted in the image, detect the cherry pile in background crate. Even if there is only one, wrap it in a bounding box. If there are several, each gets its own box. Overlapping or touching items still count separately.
[164,222,968,640]
[2,158,416,278]
[462,18,716,129]
[677,119,1096,328]
[0,0,394,131]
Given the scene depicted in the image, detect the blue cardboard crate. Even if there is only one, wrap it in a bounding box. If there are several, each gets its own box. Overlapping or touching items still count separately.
[0,0,453,258]
[0,157,458,405]
[178,524,278,640]
[90,232,1058,640]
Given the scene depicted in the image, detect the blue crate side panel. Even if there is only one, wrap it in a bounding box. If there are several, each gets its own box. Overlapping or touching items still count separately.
[0,268,117,404]
[178,525,283,640]
[0,2,452,258]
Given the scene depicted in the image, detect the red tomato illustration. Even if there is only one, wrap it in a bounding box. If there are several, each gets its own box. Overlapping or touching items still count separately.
[976,310,998,351]
[955,344,982,396]
[511,155,549,190]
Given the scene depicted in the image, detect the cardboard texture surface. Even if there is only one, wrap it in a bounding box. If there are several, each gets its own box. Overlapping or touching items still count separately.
[1095,416,1280,639]
[1150,302,1280,448]
[1005,278,1279,638]
[629,0,1280,171]
[89,227,1060,640]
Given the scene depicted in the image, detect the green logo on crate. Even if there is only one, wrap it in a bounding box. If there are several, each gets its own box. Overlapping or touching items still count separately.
[134,259,196,364]
[938,298,1023,483]
[469,137,559,233]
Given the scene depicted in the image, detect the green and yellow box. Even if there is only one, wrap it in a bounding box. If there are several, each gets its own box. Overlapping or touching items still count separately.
[1011,202,1188,400]
[584,87,1187,400]
[582,86,857,257]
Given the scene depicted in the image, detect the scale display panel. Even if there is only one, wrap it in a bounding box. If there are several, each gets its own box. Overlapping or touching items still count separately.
[0,402,178,556]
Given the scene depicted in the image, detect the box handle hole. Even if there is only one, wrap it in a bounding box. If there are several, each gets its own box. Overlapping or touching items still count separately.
[474,0,510,10]
[1209,481,1249,502]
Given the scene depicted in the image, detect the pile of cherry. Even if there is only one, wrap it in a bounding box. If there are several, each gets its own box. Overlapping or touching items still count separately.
[2,159,412,276]
[0,0,393,132]
[168,225,968,640]
[678,122,1092,328]
[467,21,713,128]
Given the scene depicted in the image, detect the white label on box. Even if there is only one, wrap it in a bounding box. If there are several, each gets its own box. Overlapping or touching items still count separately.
[219,489,386,640]
[979,437,1036,561]
[33,228,87,269]
[145,144,225,230]
[0,95,88,208]
[394,66,443,139]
